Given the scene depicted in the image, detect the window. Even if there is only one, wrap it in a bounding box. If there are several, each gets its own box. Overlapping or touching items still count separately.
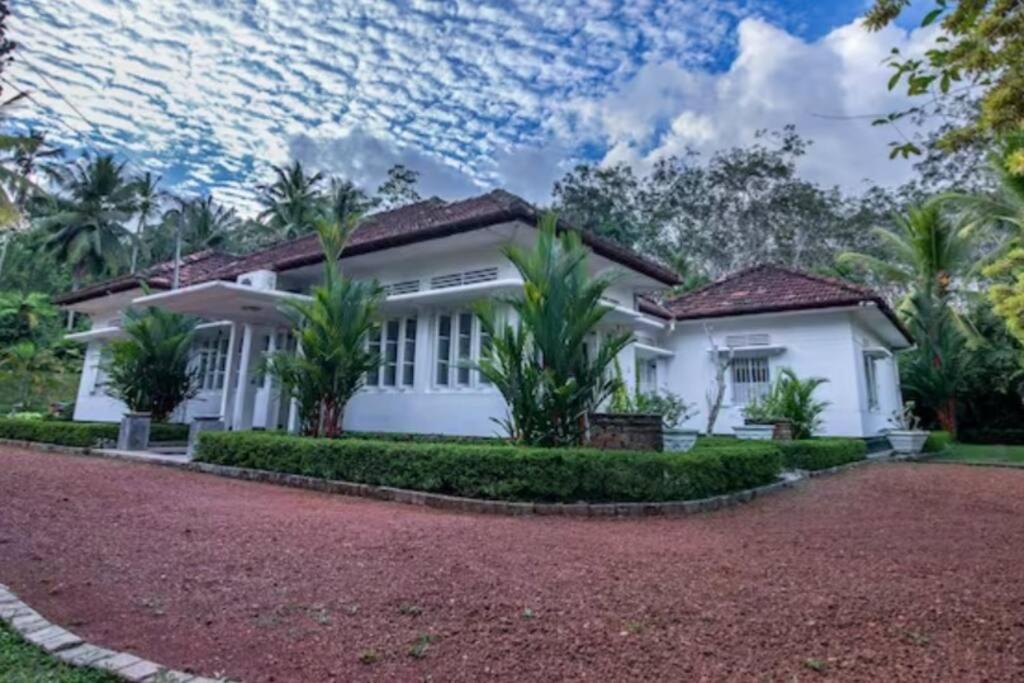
[478,324,492,385]
[864,354,879,410]
[195,333,230,391]
[367,317,418,388]
[638,359,658,394]
[434,310,491,388]
[732,356,770,404]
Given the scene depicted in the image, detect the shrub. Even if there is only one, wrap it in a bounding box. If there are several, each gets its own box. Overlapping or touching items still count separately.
[959,428,1024,445]
[775,438,867,471]
[339,431,505,446]
[923,431,953,452]
[743,368,829,439]
[195,431,783,503]
[0,418,188,447]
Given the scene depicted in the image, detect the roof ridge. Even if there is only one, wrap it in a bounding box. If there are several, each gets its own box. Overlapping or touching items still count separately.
[766,263,877,298]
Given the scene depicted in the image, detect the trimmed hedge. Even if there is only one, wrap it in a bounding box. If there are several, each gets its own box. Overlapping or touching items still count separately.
[960,428,1024,445]
[339,430,505,446]
[0,418,188,447]
[195,431,783,503]
[774,438,867,471]
[923,431,953,453]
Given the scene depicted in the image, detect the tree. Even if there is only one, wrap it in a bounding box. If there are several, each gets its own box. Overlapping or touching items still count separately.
[474,213,632,446]
[105,306,199,422]
[258,161,325,239]
[38,155,136,291]
[0,131,62,278]
[865,0,1024,155]
[0,290,58,345]
[0,340,59,412]
[551,162,647,249]
[264,213,382,437]
[375,164,421,210]
[128,172,163,273]
[703,323,735,435]
[322,177,375,224]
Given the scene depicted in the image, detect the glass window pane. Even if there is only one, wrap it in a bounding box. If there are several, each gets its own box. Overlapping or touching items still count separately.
[478,324,492,385]
[457,312,472,385]
[403,318,417,386]
[383,319,400,386]
[367,324,381,386]
[436,315,451,385]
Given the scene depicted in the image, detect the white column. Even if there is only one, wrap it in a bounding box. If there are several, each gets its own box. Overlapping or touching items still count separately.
[219,322,239,426]
[232,323,255,431]
[262,330,278,429]
[286,337,303,434]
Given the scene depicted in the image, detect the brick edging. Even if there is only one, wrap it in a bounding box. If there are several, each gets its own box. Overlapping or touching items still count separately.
[2,438,913,517]
[0,583,220,682]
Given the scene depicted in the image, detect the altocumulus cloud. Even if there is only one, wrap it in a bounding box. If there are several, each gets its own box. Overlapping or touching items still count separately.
[8,1,934,213]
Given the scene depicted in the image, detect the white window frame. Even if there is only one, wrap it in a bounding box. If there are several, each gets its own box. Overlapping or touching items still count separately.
[433,309,492,390]
[194,333,230,392]
[366,316,418,389]
[863,353,880,411]
[731,356,771,405]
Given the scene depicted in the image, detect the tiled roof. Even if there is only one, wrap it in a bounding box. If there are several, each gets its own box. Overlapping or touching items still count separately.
[208,189,680,284]
[663,264,912,342]
[53,250,237,305]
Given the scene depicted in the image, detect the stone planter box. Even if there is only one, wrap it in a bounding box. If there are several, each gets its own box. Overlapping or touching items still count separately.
[663,429,699,452]
[117,412,151,451]
[734,424,775,441]
[886,430,928,454]
[187,416,225,458]
[587,413,663,451]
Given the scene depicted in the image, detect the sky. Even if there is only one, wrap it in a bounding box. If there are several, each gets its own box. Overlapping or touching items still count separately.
[7,0,939,215]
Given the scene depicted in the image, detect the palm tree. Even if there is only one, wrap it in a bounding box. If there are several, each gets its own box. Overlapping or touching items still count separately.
[38,155,137,291]
[0,130,61,277]
[129,172,163,273]
[257,161,325,239]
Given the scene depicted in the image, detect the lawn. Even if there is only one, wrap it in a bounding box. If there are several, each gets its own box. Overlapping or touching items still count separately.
[0,622,116,682]
[932,443,1024,466]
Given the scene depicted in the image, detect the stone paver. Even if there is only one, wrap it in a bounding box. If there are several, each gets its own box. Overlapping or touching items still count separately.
[115,659,163,681]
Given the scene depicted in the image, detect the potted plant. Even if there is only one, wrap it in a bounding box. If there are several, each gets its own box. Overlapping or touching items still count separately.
[643,392,698,452]
[885,401,929,454]
[735,397,777,440]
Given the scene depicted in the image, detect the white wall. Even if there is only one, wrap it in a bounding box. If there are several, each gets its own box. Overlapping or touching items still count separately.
[663,310,877,437]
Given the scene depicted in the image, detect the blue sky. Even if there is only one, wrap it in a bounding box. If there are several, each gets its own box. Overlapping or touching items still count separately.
[8,1,939,214]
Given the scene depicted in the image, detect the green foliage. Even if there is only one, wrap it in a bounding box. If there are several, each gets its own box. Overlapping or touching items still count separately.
[195,430,783,503]
[924,431,953,452]
[0,417,186,446]
[265,214,382,437]
[865,0,1024,151]
[608,371,695,430]
[0,340,64,412]
[959,428,1024,445]
[338,431,505,445]
[105,306,199,421]
[774,439,867,471]
[742,368,829,439]
[474,213,631,446]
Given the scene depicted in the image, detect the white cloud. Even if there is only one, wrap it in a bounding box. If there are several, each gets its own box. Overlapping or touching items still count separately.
[570,17,945,193]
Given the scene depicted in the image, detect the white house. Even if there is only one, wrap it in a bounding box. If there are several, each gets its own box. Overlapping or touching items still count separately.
[56,189,912,439]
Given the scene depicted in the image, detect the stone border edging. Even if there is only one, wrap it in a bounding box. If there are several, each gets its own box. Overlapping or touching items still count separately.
[1,438,910,517]
[0,582,221,682]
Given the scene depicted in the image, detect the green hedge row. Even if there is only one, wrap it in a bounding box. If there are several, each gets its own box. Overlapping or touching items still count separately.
[195,431,783,503]
[0,418,188,447]
[339,431,505,445]
[773,438,867,471]
[924,431,953,452]
[959,429,1024,445]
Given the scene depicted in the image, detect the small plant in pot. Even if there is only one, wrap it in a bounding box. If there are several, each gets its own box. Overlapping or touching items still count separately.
[735,397,779,440]
[635,391,698,452]
[885,401,929,454]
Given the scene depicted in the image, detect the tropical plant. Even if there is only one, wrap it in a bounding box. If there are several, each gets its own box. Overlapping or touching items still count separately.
[264,213,382,437]
[0,340,60,412]
[0,130,62,277]
[37,155,136,290]
[128,172,163,273]
[474,213,632,446]
[0,290,59,345]
[743,368,830,439]
[258,161,325,239]
[104,306,200,421]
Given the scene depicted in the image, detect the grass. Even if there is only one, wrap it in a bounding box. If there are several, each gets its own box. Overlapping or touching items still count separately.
[931,443,1024,466]
[0,621,118,682]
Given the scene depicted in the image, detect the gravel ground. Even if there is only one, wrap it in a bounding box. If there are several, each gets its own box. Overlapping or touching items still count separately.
[2,447,1023,682]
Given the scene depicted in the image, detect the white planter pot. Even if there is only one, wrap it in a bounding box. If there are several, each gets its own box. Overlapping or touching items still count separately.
[187,416,225,458]
[117,412,151,451]
[734,424,775,441]
[663,429,700,452]
[886,430,929,454]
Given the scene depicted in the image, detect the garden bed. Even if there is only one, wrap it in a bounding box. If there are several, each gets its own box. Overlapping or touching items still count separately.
[195,431,783,504]
[0,418,188,448]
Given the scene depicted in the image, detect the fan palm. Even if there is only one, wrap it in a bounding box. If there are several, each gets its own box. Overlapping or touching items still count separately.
[37,155,136,290]
[257,161,325,239]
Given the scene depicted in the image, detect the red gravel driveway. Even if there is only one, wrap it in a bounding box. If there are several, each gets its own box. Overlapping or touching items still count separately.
[2,447,1024,681]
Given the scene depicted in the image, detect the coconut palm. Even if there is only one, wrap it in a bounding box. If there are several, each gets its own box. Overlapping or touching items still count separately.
[37,155,137,291]
[258,161,325,239]
[163,195,239,253]
[129,172,163,273]
[0,130,62,277]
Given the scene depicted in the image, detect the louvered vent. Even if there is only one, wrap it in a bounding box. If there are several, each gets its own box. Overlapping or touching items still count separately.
[726,333,771,348]
[430,267,499,290]
[383,279,421,296]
